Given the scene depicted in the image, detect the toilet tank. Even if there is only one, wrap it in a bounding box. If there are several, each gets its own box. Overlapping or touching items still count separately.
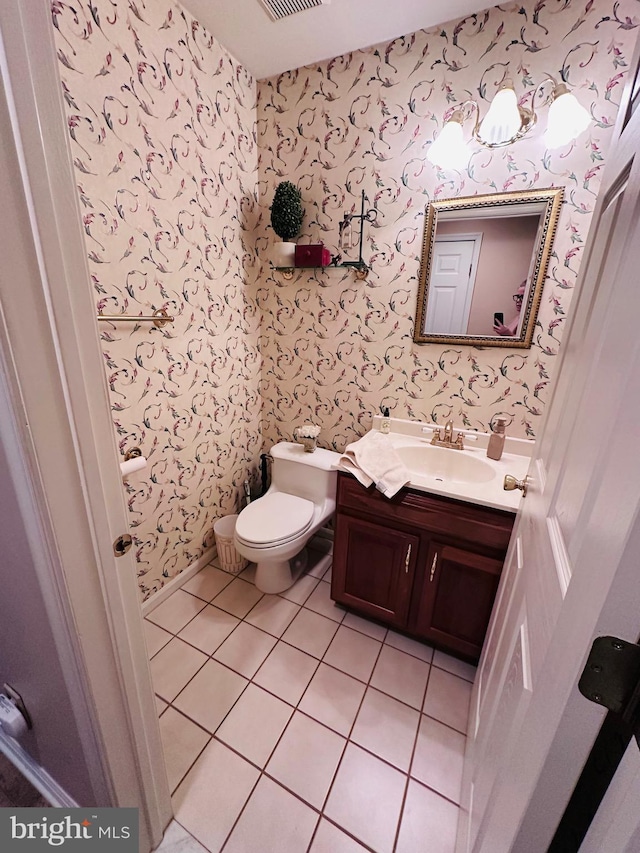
[270,442,340,504]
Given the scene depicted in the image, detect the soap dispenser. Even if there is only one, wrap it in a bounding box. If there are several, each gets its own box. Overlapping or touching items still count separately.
[487,417,506,460]
[380,407,391,434]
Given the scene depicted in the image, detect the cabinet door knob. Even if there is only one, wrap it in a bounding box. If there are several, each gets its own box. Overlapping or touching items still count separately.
[405,544,412,573]
[430,553,438,582]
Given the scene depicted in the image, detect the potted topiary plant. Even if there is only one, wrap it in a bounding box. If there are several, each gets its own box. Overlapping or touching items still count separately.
[270,181,304,268]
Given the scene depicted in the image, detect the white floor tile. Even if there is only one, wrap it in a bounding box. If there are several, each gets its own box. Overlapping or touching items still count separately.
[244,594,300,637]
[279,572,320,605]
[266,711,345,808]
[325,743,406,853]
[253,641,318,706]
[282,608,339,659]
[144,619,173,658]
[223,775,318,853]
[309,819,370,853]
[298,663,365,736]
[177,605,239,655]
[173,659,248,733]
[423,667,472,734]
[385,630,434,663]
[212,622,277,679]
[323,625,382,683]
[396,780,458,853]
[216,684,292,768]
[433,649,477,683]
[181,566,234,603]
[152,820,209,852]
[151,582,473,853]
[342,611,388,641]
[158,708,210,793]
[351,687,420,772]
[147,590,207,635]
[150,639,208,703]
[370,644,430,710]
[210,577,263,618]
[304,580,345,623]
[172,739,259,853]
[411,715,465,804]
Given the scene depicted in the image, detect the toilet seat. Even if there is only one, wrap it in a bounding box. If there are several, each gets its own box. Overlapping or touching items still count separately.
[234,492,315,548]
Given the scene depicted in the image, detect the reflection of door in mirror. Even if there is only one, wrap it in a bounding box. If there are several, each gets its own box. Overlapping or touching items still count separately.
[436,215,541,336]
[425,235,481,334]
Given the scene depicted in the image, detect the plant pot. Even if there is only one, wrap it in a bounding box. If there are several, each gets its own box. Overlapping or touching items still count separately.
[272,241,296,268]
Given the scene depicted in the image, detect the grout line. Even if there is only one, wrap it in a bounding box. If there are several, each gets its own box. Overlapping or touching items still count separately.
[301,633,387,852]
[167,732,213,799]
[391,650,434,852]
[173,818,217,853]
[314,815,380,853]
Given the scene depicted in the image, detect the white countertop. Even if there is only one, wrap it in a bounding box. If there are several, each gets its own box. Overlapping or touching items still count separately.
[363,416,534,513]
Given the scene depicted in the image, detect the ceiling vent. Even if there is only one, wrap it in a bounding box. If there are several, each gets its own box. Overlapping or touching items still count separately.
[257,0,330,22]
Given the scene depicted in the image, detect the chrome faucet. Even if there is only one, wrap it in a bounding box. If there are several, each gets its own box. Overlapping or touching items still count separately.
[431,420,464,450]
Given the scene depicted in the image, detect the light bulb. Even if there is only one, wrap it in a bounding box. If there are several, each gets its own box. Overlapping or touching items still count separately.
[427,118,470,170]
[544,89,591,148]
[477,85,522,146]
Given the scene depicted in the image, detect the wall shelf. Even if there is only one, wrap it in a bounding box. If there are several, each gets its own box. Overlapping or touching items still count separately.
[273,262,369,281]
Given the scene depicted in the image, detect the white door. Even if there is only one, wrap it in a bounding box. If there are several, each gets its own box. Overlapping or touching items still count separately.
[459,42,640,853]
[425,238,478,334]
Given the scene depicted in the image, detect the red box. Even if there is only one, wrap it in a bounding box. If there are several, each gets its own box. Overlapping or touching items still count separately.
[295,244,332,268]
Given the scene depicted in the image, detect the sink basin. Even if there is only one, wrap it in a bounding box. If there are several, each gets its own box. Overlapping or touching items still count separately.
[396,444,496,485]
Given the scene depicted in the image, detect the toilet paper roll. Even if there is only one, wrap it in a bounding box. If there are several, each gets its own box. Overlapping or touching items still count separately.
[120,456,147,480]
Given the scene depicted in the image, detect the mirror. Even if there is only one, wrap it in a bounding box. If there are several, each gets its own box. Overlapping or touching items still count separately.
[413,188,563,348]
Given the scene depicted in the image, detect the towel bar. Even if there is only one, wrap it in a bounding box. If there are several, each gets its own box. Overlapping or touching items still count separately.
[97,308,173,328]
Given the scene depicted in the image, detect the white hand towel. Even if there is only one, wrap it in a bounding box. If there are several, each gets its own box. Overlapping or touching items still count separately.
[339,431,411,498]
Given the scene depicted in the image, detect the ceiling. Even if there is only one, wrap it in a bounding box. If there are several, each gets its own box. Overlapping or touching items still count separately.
[181,0,494,80]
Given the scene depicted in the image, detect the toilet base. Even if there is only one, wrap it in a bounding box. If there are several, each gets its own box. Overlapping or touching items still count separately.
[255,548,309,594]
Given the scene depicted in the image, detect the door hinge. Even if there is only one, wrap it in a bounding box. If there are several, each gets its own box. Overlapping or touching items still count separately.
[579,636,640,729]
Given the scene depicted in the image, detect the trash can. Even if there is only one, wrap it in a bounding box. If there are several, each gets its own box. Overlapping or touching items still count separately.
[213,514,248,574]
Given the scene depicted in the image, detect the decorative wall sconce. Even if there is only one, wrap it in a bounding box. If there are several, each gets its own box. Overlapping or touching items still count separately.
[335,190,378,278]
[427,75,591,170]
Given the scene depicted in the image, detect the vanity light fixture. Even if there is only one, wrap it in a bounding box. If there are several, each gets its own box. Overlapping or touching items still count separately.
[427,75,591,169]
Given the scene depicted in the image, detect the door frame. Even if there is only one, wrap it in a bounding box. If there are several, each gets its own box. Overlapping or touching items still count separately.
[0,1,171,847]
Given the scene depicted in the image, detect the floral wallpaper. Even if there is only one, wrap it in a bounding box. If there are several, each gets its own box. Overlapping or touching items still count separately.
[257,0,639,450]
[51,1,262,600]
[51,0,637,603]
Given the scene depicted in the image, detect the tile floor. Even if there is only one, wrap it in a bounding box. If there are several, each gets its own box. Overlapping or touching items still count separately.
[147,550,476,853]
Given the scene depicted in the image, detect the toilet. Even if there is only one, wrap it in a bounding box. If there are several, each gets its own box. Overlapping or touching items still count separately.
[234,441,340,593]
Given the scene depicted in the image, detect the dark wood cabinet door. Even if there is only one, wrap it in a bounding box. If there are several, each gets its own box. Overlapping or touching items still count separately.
[332,514,419,628]
[413,540,503,660]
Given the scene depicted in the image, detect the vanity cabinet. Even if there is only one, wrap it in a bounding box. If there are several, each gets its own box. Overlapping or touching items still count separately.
[331,472,514,661]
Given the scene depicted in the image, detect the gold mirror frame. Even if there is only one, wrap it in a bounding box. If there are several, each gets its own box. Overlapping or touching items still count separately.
[413,187,563,348]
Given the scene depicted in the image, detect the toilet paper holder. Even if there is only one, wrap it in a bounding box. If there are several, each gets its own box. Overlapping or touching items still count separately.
[123,446,142,461]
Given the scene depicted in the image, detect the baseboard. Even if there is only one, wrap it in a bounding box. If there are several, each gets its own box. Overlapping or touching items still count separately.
[141,546,217,616]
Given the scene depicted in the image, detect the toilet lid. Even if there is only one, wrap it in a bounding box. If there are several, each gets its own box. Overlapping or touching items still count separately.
[235,493,315,546]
